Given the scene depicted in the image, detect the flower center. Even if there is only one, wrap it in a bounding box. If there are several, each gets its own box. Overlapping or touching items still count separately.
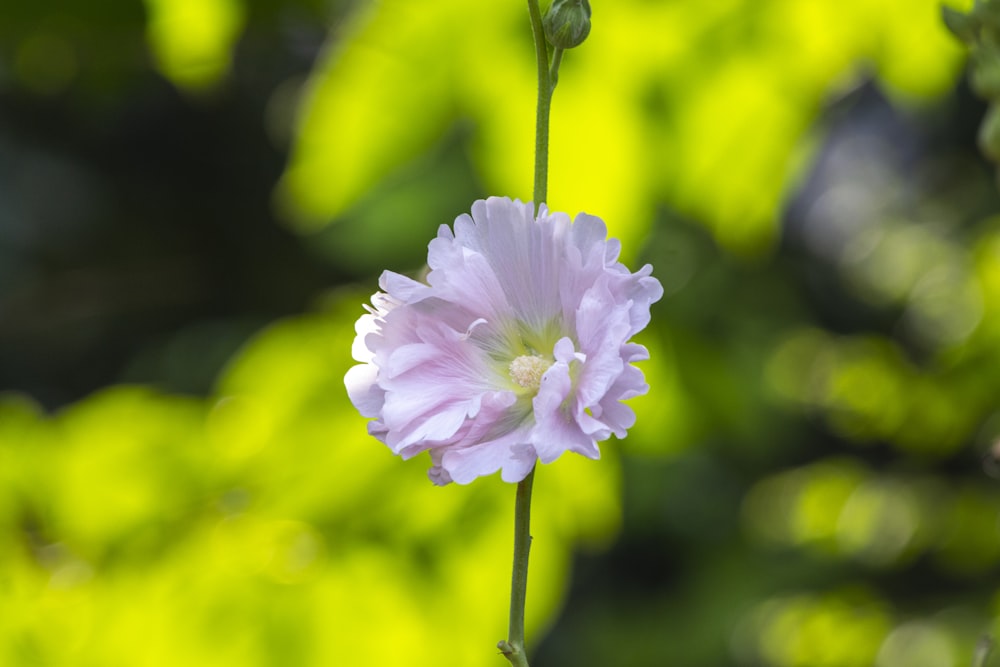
[509,354,551,390]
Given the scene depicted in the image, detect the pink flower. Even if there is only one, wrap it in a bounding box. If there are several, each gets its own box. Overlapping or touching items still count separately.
[345,197,663,485]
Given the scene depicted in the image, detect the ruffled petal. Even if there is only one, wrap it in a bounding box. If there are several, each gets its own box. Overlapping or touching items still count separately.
[437,428,536,485]
[530,340,597,463]
[344,363,383,418]
[344,196,662,485]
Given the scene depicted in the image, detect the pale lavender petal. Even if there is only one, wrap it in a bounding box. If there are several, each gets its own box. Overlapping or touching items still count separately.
[621,342,650,363]
[439,427,536,485]
[390,403,471,452]
[344,196,662,485]
[597,364,649,437]
[345,363,383,418]
[351,313,380,363]
[428,465,453,486]
[531,352,595,463]
[384,343,441,378]
[379,270,430,303]
[597,399,637,438]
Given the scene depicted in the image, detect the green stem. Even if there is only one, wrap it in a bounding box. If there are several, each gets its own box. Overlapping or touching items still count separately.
[498,468,535,667]
[498,3,568,664]
[527,0,564,211]
[550,47,564,90]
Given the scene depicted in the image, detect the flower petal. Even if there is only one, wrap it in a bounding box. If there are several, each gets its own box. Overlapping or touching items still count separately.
[345,363,383,418]
[344,197,662,485]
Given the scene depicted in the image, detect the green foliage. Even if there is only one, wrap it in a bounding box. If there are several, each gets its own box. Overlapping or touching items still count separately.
[3,1,1000,666]
[143,0,245,91]
[278,0,962,256]
[944,0,1000,175]
[0,295,621,666]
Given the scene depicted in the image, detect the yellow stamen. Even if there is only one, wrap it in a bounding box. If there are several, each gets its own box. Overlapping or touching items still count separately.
[509,355,551,390]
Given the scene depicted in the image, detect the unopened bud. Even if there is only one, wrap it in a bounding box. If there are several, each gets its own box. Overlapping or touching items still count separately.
[543,0,592,49]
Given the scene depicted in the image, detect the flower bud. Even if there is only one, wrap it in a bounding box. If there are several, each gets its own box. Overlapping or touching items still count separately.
[543,0,592,49]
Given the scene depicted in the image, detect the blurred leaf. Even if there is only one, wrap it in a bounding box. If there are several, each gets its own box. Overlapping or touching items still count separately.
[143,0,246,91]
[279,0,964,258]
[276,0,464,229]
[0,292,626,666]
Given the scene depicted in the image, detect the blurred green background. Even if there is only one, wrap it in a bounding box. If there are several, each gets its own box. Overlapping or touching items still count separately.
[2,0,999,665]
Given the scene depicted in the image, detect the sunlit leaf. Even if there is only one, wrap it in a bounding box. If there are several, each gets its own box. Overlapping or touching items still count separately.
[143,0,245,92]
[278,0,964,257]
[276,0,470,229]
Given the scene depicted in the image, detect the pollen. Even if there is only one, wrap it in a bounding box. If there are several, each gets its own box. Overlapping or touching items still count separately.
[509,354,551,390]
